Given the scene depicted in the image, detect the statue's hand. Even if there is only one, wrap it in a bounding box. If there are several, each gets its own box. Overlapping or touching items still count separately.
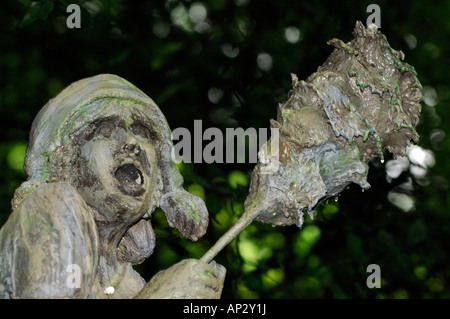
[135,259,226,299]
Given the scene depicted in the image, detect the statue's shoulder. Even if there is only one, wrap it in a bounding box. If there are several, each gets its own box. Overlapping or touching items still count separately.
[0,182,99,298]
[6,182,98,243]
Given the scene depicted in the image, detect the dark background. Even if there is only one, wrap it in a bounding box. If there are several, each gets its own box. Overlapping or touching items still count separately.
[1,0,449,298]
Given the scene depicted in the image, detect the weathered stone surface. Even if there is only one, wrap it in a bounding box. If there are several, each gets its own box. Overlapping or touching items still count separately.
[245,22,423,228]
[0,183,98,298]
[135,259,226,299]
[0,74,221,299]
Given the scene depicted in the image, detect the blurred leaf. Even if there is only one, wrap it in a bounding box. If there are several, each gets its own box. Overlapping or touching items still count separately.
[20,1,54,28]
[227,170,249,189]
[393,288,409,299]
[346,233,365,262]
[150,42,184,70]
[407,219,427,245]
[264,232,285,250]
[293,225,321,257]
[238,238,272,264]
[301,225,321,244]
[212,208,232,230]
[187,183,206,201]
[262,268,284,288]
[211,177,232,195]
[322,202,339,219]
[414,265,427,280]
[7,142,27,173]
[108,49,132,66]
[205,192,221,213]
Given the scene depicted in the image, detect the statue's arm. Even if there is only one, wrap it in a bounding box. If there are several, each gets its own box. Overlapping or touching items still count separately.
[4,183,99,298]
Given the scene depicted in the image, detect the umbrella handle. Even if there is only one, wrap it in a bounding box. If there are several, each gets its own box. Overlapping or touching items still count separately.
[200,205,260,264]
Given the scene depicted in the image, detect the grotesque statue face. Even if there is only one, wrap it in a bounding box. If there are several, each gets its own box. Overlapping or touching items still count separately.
[68,104,159,228]
[0,75,214,299]
[12,74,209,266]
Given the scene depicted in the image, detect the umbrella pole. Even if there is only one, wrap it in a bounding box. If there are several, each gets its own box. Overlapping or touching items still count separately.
[200,205,260,264]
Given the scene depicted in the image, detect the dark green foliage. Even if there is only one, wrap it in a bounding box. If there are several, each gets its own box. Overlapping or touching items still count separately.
[1,0,449,298]
[20,0,54,28]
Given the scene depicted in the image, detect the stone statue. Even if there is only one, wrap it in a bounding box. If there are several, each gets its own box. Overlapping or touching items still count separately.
[0,22,423,299]
[0,74,225,299]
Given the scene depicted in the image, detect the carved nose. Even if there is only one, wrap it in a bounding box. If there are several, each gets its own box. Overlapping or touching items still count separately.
[123,137,141,155]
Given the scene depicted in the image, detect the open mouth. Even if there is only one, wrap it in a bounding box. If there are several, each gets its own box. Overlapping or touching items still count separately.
[114,163,145,196]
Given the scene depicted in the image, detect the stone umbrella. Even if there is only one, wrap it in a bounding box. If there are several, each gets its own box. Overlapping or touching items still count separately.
[201,21,423,263]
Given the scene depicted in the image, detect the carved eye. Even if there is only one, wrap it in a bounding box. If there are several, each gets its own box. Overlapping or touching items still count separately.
[132,123,151,141]
[94,121,115,138]
[85,117,125,140]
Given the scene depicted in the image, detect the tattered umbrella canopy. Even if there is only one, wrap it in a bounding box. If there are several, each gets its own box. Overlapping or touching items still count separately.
[201,21,423,263]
